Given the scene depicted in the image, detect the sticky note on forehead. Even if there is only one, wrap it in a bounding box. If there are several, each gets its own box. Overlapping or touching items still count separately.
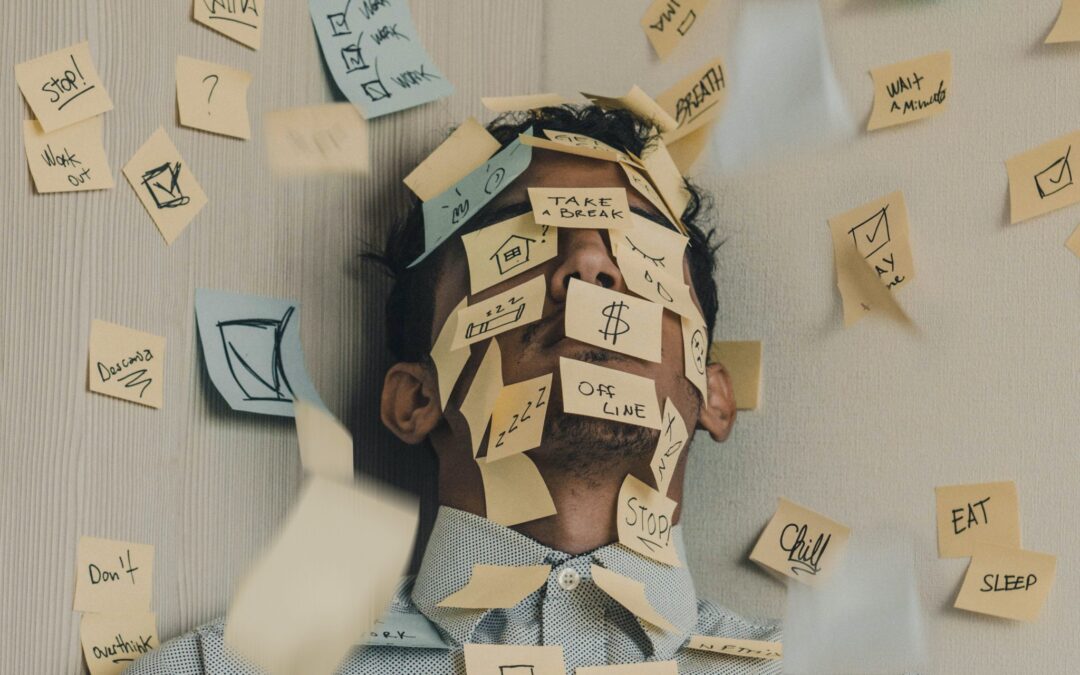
[954,543,1056,622]
[404,117,499,201]
[461,212,558,294]
[73,536,154,613]
[935,481,1020,558]
[15,41,113,133]
[867,51,951,132]
[529,187,631,229]
[452,274,546,350]
[565,278,663,363]
[617,474,681,566]
[749,498,850,585]
[559,357,661,429]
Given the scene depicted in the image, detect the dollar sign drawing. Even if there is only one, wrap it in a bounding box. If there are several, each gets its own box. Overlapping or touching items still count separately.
[599,301,631,344]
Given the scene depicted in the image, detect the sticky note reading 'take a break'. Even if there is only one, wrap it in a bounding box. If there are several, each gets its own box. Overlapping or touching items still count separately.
[529,187,631,230]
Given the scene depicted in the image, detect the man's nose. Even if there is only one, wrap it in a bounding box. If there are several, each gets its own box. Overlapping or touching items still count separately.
[548,229,626,302]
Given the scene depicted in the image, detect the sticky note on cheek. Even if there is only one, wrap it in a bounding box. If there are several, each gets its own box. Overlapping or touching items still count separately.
[15,41,113,133]
[176,55,252,140]
[935,481,1020,558]
[123,127,208,245]
[617,474,680,566]
[559,357,661,429]
[88,320,165,409]
[80,612,158,675]
[461,213,558,294]
[23,116,114,193]
[749,498,850,586]
[73,536,155,613]
[529,187,632,229]
[954,543,1056,622]
[867,51,951,132]
[486,373,552,463]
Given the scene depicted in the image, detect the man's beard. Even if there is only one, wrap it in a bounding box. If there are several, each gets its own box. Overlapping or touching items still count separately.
[535,407,658,484]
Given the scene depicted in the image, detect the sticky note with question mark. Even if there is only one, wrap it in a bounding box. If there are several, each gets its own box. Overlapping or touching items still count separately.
[175,55,252,140]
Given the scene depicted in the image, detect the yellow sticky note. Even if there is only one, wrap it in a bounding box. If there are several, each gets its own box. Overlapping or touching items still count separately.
[1067,223,1080,258]
[431,298,470,411]
[619,163,679,227]
[14,41,113,133]
[611,213,688,275]
[657,58,728,135]
[954,543,1057,622]
[685,635,782,660]
[1046,0,1080,43]
[487,374,552,462]
[464,643,565,675]
[707,341,762,410]
[80,612,158,675]
[681,313,708,401]
[537,129,643,167]
[73,536,154,613]
[294,399,354,483]
[749,498,850,586]
[935,481,1020,559]
[176,55,252,140]
[639,137,690,224]
[482,93,568,113]
[559,357,661,429]
[404,117,499,201]
[452,274,547,350]
[591,565,676,632]
[529,187,632,230]
[193,0,263,50]
[867,52,951,132]
[264,103,369,175]
[583,85,678,133]
[23,116,114,193]
[577,662,678,674]
[437,564,550,609]
[617,474,680,566]
[123,127,208,245]
[87,320,165,409]
[461,213,558,294]
[1005,129,1080,224]
[565,278,663,363]
[477,452,557,527]
[459,339,504,455]
[640,0,710,59]
[650,398,687,496]
[663,124,713,174]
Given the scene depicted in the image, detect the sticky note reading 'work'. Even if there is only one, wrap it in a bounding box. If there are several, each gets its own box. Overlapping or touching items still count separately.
[685,635,782,660]
[437,563,550,609]
[452,274,546,350]
[1046,0,1080,43]
[461,213,558,294]
[80,612,158,675]
[529,187,631,230]
[23,117,114,194]
[88,320,165,409]
[486,374,552,462]
[464,643,565,675]
[750,498,850,586]
[935,481,1020,558]
[708,341,762,410]
[404,117,499,201]
[194,0,263,49]
[617,474,680,566]
[73,536,154,613]
[123,128,207,245]
[476,452,557,527]
[640,0,710,59]
[867,51,951,132]
[565,278,663,363]
[431,298,470,410]
[459,339,503,455]
[559,357,661,429]
[15,41,113,133]
[954,543,1056,622]
[176,55,252,140]
[264,103,369,175]
[577,662,678,674]
[590,565,676,632]
[650,398,688,496]
[681,313,708,400]
[1005,129,1080,224]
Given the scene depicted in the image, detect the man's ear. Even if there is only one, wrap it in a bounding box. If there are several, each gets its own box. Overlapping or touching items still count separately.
[380,362,443,444]
[697,362,737,443]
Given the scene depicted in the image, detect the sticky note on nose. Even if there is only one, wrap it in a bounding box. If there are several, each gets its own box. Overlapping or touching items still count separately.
[565,278,663,363]
[529,187,631,229]
[559,357,661,429]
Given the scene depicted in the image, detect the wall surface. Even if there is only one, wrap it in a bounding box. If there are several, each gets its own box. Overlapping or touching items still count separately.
[2,0,1078,674]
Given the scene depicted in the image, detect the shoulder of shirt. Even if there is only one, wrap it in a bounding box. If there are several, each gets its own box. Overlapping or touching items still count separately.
[692,596,783,643]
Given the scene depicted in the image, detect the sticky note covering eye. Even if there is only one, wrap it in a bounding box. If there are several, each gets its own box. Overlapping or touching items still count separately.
[565,278,663,363]
[73,536,155,613]
[87,320,166,409]
[559,357,661,429]
[23,117,114,193]
[452,274,546,350]
[867,52,951,132]
[476,452,557,527]
[1005,129,1080,223]
[749,497,850,586]
[935,481,1020,558]
[123,128,208,245]
[617,474,681,566]
[461,213,557,294]
[954,543,1056,622]
[80,611,158,675]
[263,103,369,175]
[529,187,631,229]
[175,55,253,140]
[611,212,688,277]
[14,41,113,133]
[463,643,565,675]
[486,373,552,462]
[458,339,503,455]
[650,398,687,496]
[436,563,550,609]
[193,0,263,49]
[707,340,762,410]
[640,0,710,59]
[685,635,782,660]
[404,117,499,201]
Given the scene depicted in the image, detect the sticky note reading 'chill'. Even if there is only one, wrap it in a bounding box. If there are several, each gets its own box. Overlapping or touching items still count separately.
[559,357,661,429]
[23,117,114,193]
[750,498,850,586]
[935,481,1020,558]
[88,320,165,409]
[15,41,113,133]
[73,536,155,613]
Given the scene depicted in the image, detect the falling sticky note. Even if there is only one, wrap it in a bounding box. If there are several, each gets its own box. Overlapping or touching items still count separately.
[123,127,207,245]
[461,212,558,294]
[685,635,782,660]
[1046,0,1080,43]
[640,0,710,59]
[308,0,453,119]
[194,288,324,417]
[935,481,1020,559]
[482,93,568,113]
[867,52,951,132]
[657,58,728,137]
[87,320,165,409]
[529,187,632,230]
[583,85,679,133]
[80,612,158,675]
[565,278,663,363]
[437,564,550,609]
[264,103,370,175]
[23,116,114,193]
[176,55,252,140]
[194,0,263,49]
[1005,129,1080,224]
[591,565,676,632]
[73,536,154,613]
[617,474,680,567]
[477,452,557,527]
[463,643,566,675]
[459,339,504,455]
[707,341,762,410]
[650,398,687,496]
[680,313,708,401]
[954,543,1056,622]
[749,498,850,586]
[431,298,470,410]
[577,662,678,674]
[404,117,499,201]
[559,357,661,429]
[1067,223,1080,258]
[224,475,418,675]
[294,399,354,483]
[452,274,546,350]
[486,373,552,462]
[14,41,113,133]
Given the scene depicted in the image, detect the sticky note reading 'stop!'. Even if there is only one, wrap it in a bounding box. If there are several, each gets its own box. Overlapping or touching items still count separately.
[529,187,631,229]
[15,41,113,133]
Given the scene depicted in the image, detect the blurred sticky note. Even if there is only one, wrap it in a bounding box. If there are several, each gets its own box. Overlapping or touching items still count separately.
[681,313,708,400]
[529,187,631,229]
[464,643,565,675]
[294,399,354,483]
[954,543,1056,622]
[23,116,114,193]
[404,117,499,201]
[87,320,165,409]
[461,212,558,294]
[486,373,552,462]
[308,0,452,119]
[14,41,113,133]
[1005,129,1080,223]
[224,475,418,675]
[459,339,504,455]
[657,58,728,136]
[935,481,1020,558]
[867,52,951,132]
[264,103,369,175]
[194,289,324,417]
[194,0,263,49]
[80,612,158,675]
[578,662,678,674]
[583,85,678,132]
[565,278,663,363]
[559,357,661,429]
[476,452,557,527]
[176,55,252,140]
[452,274,546,350]
[123,127,207,244]
[750,497,850,585]
[431,298,470,410]
[650,398,687,496]
[707,341,762,410]
[685,635,782,660]
[482,93,567,113]
[617,474,680,566]
[591,565,676,632]
[73,536,154,613]
[1067,223,1080,258]
[437,564,550,609]
[1047,0,1080,43]
[640,0,710,59]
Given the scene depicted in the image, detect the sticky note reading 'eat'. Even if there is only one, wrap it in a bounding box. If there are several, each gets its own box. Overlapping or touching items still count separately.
[88,320,165,409]
[73,536,155,613]
[867,52,951,132]
[954,542,1056,622]
[529,187,631,230]
[14,41,113,133]
[935,481,1020,558]
[559,357,661,429]
[749,498,850,586]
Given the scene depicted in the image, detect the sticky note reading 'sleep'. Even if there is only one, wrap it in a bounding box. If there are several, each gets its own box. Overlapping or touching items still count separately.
[559,357,661,429]
[954,543,1057,622]
[529,187,631,229]
[14,41,113,133]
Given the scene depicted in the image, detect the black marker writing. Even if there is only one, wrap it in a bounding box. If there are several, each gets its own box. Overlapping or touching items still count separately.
[779,523,830,576]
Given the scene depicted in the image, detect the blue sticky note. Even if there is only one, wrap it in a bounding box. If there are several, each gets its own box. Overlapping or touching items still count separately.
[194,289,324,417]
[309,0,453,119]
[410,128,534,268]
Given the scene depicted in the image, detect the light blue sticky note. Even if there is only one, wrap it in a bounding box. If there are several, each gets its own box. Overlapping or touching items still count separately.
[410,127,534,268]
[308,0,453,119]
[360,607,451,650]
[194,289,324,417]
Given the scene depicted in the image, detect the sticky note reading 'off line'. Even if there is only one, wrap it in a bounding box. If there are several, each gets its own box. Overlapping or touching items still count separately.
[617,474,681,567]
[87,320,165,409]
[867,51,951,132]
[73,536,155,614]
[749,498,850,586]
[529,187,631,230]
[954,542,1056,622]
[565,278,663,363]
[176,55,252,140]
[935,481,1020,558]
[123,128,207,245]
[80,611,158,675]
[461,212,558,294]
[23,116,114,194]
[193,0,263,49]
[14,41,113,133]
[559,357,661,429]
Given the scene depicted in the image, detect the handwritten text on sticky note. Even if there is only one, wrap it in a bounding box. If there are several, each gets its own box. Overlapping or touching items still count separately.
[749,498,850,585]
[867,52,951,131]
[487,374,552,462]
[559,357,661,429]
[23,117,114,193]
[15,41,113,133]
[80,612,158,675]
[617,474,680,566]
[88,320,165,409]
[194,0,263,49]
[263,103,369,176]
[74,536,154,613]
[935,481,1020,558]
[954,543,1057,622]
[640,0,710,59]
[530,187,631,230]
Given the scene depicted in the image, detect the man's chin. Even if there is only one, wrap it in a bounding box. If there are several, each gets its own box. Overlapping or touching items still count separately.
[529,412,657,477]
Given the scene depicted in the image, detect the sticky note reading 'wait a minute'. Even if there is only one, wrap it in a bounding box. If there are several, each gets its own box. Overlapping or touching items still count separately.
[176,55,252,140]
[194,0,263,49]
[749,498,850,586]
[15,41,113,133]
[88,320,165,409]
[123,128,207,245]
[954,543,1057,622]
[559,357,661,430]
[23,117,114,194]
[73,536,154,614]
[617,474,680,567]
[867,51,951,132]
[935,481,1020,558]
[529,187,631,230]
[80,612,158,675]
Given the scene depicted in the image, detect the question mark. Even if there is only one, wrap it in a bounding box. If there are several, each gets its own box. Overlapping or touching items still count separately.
[202,74,219,114]
[540,224,549,242]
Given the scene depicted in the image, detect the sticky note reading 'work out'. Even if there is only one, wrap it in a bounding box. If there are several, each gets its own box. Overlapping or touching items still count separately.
[15,41,113,133]
[464,643,565,675]
[73,536,154,613]
[452,274,546,350]
[486,373,552,463]
[176,55,252,140]
[954,542,1057,622]
[935,481,1020,558]
[88,320,165,409]
[263,103,370,176]
[1005,129,1080,224]
[461,213,558,294]
[559,357,661,429]
[565,278,663,363]
[640,0,710,59]
[80,612,158,675]
[193,0,263,49]
[123,128,208,245]
[867,51,951,132]
[617,474,680,566]
[749,498,850,586]
[529,187,631,230]
[23,117,114,194]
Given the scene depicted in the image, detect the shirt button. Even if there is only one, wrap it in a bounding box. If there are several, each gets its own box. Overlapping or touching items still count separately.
[557,568,580,590]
